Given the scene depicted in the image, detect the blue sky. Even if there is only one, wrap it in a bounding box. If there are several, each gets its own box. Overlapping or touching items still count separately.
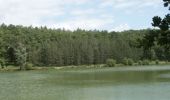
[0,0,168,31]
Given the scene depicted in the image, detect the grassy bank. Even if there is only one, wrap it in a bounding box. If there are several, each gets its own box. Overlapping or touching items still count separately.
[0,60,170,72]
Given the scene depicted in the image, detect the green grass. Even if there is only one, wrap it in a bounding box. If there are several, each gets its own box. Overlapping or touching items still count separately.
[0,61,170,72]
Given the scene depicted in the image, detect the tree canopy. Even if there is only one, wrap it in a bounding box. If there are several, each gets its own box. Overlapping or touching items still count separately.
[138,0,170,61]
[0,24,150,67]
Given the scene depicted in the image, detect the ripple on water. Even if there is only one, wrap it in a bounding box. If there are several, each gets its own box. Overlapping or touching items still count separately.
[158,73,170,79]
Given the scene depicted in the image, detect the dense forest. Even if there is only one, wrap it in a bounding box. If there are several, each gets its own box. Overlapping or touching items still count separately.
[0,0,169,69]
[0,24,169,67]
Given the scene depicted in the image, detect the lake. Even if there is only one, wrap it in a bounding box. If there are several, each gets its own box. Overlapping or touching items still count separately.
[0,65,170,100]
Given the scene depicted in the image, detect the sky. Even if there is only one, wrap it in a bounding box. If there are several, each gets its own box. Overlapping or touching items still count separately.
[0,0,168,31]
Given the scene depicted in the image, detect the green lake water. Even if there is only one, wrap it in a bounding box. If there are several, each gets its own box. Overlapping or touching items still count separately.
[0,65,170,100]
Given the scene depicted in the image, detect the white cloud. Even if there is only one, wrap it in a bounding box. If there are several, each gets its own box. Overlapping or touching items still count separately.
[62,0,89,5]
[0,0,115,30]
[48,16,114,31]
[0,0,65,25]
[71,9,96,16]
[112,24,130,32]
[0,0,164,31]
[100,0,161,8]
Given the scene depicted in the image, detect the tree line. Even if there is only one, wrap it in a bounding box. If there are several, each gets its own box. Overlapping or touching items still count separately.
[0,24,168,68]
[1,0,170,69]
[139,0,170,61]
[0,24,169,66]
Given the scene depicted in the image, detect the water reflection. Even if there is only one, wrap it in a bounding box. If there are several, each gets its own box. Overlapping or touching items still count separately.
[0,66,170,100]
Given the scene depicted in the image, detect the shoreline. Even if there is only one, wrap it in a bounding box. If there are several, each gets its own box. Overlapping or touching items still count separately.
[1,63,170,72]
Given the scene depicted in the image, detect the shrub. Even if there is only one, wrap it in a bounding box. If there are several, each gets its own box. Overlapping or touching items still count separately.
[122,58,128,65]
[138,60,143,65]
[142,60,150,65]
[25,63,34,70]
[122,58,134,66]
[128,58,134,66]
[106,59,116,67]
[0,58,5,69]
[155,60,159,65]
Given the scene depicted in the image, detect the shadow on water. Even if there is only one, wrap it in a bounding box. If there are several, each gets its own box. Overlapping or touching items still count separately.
[42,66,170,87]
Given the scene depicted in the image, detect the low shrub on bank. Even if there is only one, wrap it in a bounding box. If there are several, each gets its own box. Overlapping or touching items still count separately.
[122,58,128,65]
[106,59,116,67]
[128,58,134,66]
[122,58,134,66]
[142,60,150,65]
[0,59,5,69]
[25,63,34,70]
[138,60,143,65]
[155,60,159,65]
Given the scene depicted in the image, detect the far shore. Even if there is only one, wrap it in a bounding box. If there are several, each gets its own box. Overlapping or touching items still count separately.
[1,61,170,72]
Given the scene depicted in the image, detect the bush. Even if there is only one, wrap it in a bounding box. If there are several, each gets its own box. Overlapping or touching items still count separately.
[122,58,134,66]
[155,60,159,65]
[138,60,143,65]
[122,58,128,65]
[0,58,5,69]
[142,60,150,65]
[128,58,134,66]
[25,63,34,70]
[106,59,116,67]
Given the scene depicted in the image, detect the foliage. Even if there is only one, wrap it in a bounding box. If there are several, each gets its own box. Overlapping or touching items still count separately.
[0,24,144,67]
[25,63,33,70]
[15,43,27,70]
[138,60,143,65]
[128,58,134,66]
[122,58,129,65]
[155,60,159,65]
[122,58,134,66]
[136,0,170,61]
[142,60,150,65]
[0,24,168,67]
[0,58,5,69]
[106,59,116,67]
[152,0,170,32]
